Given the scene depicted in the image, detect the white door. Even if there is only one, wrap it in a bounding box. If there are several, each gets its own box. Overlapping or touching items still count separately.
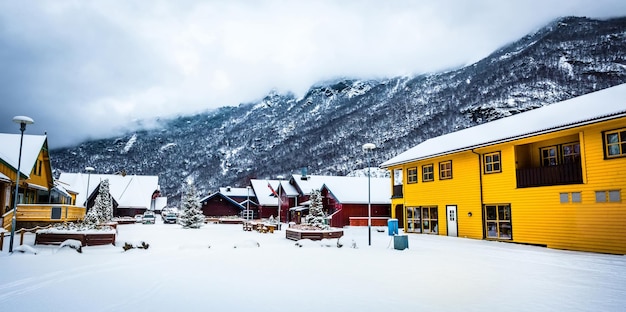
[446,205,458,237]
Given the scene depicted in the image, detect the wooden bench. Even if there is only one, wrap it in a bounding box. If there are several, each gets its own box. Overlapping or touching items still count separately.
[285,228,343,241]
[35,232,116,246]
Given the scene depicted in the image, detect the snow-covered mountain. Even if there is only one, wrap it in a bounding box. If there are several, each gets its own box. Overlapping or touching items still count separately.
[51,16,626,205]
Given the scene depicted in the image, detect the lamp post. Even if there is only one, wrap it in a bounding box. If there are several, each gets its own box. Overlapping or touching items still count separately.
[84,166,95,208]
[246,186,251,221]
[9,115,34,253]
[362,143,376,246]
[276,175,284,225]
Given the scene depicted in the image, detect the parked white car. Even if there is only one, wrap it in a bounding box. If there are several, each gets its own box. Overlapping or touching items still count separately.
[142,211,156,224]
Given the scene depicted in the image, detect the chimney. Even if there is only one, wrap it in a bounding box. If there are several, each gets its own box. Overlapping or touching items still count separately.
[301,167,308,180]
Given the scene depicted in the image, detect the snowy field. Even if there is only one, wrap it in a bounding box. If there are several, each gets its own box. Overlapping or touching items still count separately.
[1,219,624,312]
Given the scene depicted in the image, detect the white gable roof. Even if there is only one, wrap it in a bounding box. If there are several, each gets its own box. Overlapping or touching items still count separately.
[219,187,252,197]
[290,174,327,195]
[58,173,162,209]
[322,176,391,204]
[0,134,47,178]
[279,181,299,197]
[382,84,626,167]
[250,179,282,207]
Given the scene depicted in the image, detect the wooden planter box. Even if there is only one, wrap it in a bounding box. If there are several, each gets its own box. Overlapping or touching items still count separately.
[219,218,244,224]
[285,228,343,241]
[35,232,116,246]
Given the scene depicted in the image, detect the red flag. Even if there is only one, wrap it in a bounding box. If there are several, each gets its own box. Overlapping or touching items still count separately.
[268,182,278,197]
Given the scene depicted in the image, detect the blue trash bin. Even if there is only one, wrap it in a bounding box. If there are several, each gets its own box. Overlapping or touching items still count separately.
[387,219,398,236]
[394,235,409,250]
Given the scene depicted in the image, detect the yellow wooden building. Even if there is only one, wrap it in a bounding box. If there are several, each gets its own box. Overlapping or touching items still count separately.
[1,134,84,232]
[381,84,626,254]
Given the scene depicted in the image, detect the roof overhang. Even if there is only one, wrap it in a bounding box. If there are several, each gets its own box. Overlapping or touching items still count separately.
[381,111,626,168]
[27,183,48,191]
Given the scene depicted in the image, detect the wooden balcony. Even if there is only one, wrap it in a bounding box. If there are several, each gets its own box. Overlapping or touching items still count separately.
[516,161,583,188]
[2,204,86,231]
[392,185,403,198]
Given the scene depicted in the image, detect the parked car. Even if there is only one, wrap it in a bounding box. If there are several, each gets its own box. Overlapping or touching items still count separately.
[162,211,178,224]
[134,214,143,223]
[161,207,179,224]
[142,211,156,224]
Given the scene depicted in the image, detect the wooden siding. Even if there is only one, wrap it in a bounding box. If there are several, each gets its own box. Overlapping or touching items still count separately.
[387,116,625,254]
[476,118,626,254]
[393,152,483,239]
[201,196,244,217]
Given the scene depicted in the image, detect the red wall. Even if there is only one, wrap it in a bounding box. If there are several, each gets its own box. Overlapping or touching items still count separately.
[201,196,243,217]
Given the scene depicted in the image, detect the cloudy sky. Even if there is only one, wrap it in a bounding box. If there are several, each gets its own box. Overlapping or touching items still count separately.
[1,0,625,148]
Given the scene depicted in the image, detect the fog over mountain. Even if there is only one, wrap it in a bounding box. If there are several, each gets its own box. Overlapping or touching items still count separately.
[50,17,626,205]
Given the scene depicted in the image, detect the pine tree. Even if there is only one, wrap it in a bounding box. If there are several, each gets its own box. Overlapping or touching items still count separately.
[178,182,205,228]
[305,189,328,229]
[83,179,113,227]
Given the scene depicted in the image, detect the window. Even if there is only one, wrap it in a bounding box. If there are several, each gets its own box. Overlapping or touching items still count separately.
[483,152,501,173]
[37,160,43,176]
[393,169,403,186]
[439,161,452,180]
[484,204,512,240]
[596,190,621,203]
[560,192,582,204]
[392,168,403,198]
[407,167,418,184]
[540,146,558,166]
[605,128,626,158]
[405,206,438,234]
[562,142,580,164]
[572,192,582,203]
[422,164,434,182]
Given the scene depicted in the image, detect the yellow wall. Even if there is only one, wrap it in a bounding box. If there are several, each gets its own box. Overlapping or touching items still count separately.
[389,151,484,239]
[387,116,626,254]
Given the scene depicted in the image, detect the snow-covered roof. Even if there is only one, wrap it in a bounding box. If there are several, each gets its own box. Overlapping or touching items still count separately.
[219,187,253,197]
[0,172,10,183]
[200,192,246,210]
[381,83,626,167]
[58,173,163,209]
[250,179,282,207]
[321,176,391,204]
[0,134,47,178]
[290,174,327,195]
[278,181,299,197]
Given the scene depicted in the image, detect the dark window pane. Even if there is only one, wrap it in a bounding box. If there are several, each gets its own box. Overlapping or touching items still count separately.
[486,206,496,220]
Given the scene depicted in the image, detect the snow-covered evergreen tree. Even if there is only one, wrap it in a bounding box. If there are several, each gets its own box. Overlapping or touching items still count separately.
[84,179,113,226]
[178,182,205,228]
[304,189,328,229]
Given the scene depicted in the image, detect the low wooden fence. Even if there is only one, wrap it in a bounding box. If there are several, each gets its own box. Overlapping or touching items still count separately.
[0,224,52,251]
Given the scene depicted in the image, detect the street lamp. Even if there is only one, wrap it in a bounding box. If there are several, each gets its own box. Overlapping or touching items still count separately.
[246,186,251,221]
[362,143,376,246]
[9,115,34,253]
[84,166,95,208]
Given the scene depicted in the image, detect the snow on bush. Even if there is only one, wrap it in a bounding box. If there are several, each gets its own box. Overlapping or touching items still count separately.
[337,236,357,249]
[122,241,150,251]
[14,245,38,255]
[59,239,83,253]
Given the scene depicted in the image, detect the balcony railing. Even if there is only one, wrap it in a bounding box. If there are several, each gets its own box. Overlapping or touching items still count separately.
[392,185,403,198]
[516,161,583,188]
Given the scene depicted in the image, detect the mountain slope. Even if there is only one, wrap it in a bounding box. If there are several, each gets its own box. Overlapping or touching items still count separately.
[51,16,626,204]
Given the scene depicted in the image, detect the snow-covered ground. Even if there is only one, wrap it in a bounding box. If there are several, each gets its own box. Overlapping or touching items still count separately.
[1,219,624,312]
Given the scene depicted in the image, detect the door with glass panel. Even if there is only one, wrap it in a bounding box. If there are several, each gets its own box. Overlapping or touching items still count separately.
[446,205,458,237]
